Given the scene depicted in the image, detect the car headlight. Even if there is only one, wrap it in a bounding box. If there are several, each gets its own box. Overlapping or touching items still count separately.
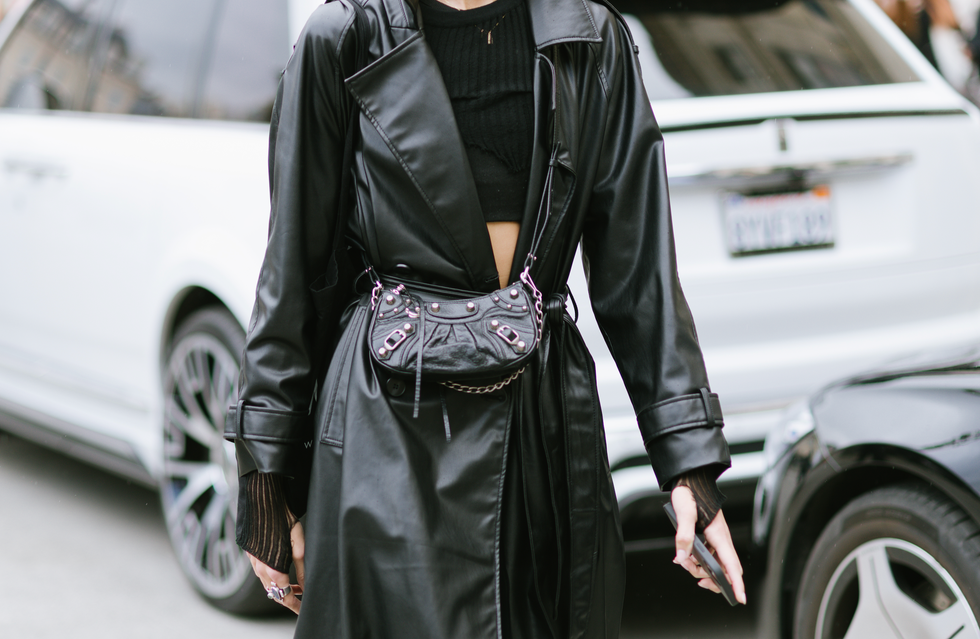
[764,399,816,468]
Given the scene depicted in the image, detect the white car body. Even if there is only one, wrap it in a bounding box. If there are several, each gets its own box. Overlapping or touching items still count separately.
[0,0,322,484]
[1,0,979,601]
[594,0,980,510]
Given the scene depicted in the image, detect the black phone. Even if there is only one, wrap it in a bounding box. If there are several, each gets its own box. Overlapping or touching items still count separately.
[663,502,740,606]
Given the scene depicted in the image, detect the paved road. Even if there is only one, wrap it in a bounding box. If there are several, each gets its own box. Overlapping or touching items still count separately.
[0,431,758,638]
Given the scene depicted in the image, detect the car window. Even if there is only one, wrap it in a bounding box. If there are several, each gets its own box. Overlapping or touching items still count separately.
[200,0,289,122]
[0,0,113,110]
[87,0,219,117]
[614,0,920,101]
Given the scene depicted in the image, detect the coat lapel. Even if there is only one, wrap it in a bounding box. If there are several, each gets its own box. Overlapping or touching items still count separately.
[526,0,602,48]
[345,27,500,292]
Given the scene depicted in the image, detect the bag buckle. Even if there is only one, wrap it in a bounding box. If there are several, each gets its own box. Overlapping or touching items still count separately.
[377,324,414,359]
[494,324,527,353]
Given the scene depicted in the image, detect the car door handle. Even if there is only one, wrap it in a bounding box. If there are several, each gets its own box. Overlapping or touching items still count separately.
[667,153,914,189]
[3,158,68,180]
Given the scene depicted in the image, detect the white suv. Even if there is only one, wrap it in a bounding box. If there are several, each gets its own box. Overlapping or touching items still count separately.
[1,0,979,613]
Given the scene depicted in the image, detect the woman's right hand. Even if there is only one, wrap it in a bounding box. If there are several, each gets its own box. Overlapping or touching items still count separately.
[671,485,746,604]
[247,520,306,615]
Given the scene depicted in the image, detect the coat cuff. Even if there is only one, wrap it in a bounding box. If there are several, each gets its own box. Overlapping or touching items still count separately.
[644,426,731,492]
[224,401,312,477]
[636,389,730,490]
[636,389,724,440]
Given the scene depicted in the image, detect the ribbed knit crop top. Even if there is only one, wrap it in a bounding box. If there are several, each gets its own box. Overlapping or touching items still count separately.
[419,0,534,223]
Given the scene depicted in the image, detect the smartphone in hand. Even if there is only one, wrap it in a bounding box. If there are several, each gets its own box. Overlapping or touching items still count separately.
[663,502,740,606]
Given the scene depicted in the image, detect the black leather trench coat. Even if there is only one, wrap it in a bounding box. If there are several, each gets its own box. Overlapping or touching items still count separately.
[225,0,731,637]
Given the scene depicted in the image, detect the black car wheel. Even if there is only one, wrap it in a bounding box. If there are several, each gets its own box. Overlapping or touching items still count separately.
[794,483,980,639]
[161,307,274,614]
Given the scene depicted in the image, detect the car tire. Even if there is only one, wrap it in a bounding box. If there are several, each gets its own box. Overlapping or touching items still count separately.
[793,483,980,639]
[161,306,277,615]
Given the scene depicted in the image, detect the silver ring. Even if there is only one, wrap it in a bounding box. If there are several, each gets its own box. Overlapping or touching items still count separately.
[266,581,291,603]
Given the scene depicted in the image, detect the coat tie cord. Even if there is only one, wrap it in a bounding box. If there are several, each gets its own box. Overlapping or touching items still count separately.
[543,292,569,609]
[523,293,601,633]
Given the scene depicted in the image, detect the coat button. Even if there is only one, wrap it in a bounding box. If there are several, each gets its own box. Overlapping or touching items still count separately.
[386,378,407,397]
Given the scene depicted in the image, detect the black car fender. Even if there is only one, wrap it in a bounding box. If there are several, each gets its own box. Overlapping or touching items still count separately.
[756,436,980,639]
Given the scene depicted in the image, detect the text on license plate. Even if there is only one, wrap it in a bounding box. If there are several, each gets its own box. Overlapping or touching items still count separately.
[723,186,834,256]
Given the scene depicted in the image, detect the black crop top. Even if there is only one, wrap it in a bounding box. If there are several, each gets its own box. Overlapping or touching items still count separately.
[419,0,534,223]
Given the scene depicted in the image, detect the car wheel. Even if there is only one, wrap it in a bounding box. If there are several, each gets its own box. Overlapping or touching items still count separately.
[161,307,275,615]
[794,483,980,639]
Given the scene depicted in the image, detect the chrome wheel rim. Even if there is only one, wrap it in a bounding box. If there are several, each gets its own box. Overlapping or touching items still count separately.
[815,538,980,639]
[162,332,248,599]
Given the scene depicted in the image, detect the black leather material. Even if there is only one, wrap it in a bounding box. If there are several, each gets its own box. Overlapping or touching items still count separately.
[227,0,731,636]
[369,281,538,380]
[638,391,724,440]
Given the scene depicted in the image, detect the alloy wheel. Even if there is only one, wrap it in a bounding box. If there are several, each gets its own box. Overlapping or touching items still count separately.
[161,324,250,602]
[815,538,980,639]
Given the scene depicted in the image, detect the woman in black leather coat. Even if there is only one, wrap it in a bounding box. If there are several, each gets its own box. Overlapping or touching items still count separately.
[225,0,746,636]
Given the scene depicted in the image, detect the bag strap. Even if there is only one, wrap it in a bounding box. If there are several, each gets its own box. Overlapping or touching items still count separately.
[523,53,560,273]
[515,52,561,339]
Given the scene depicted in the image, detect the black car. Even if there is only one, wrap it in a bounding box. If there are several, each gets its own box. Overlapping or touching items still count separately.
[753,345,980,639]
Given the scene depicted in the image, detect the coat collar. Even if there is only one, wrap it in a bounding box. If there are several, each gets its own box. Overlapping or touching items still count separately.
[525,0,603,49]
[401,0,602,50]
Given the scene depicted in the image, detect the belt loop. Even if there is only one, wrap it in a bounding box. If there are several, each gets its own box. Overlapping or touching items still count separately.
[565,285,579,324]
[699,388,715,427]
[545,293,566,326]
[236,399,246,439]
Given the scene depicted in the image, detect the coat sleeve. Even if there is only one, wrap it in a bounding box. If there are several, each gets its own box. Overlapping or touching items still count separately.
[581,15,730,490]
[223,4,355,477]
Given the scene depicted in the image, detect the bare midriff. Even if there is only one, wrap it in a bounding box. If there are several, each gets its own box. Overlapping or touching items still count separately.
[487,221,520,289]
[434,0,499,8]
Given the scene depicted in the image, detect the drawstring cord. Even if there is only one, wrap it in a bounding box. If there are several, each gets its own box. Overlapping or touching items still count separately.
[439,388,451,442]
[414,297,425,419]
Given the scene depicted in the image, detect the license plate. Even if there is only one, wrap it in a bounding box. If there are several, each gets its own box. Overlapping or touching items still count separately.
[722,186,834,256]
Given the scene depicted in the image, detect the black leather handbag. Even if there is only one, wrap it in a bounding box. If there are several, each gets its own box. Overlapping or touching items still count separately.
[368,272,542,387]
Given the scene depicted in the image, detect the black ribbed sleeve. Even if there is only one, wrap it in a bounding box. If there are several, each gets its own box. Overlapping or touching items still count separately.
[674,468,727,532]
[236,471,297,574]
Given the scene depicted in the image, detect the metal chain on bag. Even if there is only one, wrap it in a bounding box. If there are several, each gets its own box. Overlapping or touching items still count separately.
[370,278,384,310]
[520,265,545,341]
[439,366,529,394]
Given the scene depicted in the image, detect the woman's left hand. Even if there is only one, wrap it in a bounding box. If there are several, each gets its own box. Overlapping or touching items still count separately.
[246,520,307,615]
[670,485,747,604]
